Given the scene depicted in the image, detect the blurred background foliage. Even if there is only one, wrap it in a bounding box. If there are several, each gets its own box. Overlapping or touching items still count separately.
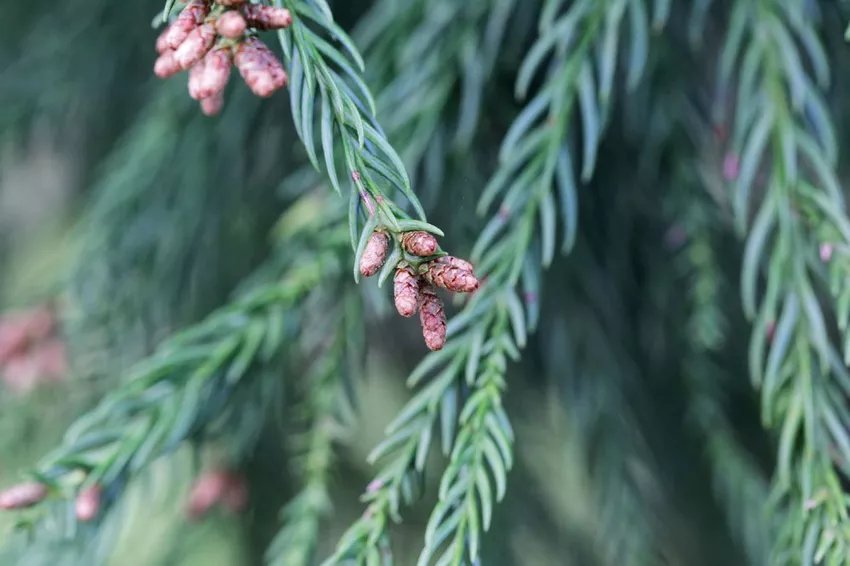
[2,0,850,565]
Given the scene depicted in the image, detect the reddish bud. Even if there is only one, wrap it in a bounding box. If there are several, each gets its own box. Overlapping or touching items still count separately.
[359,231,389,277]
[200,93,225,116]
[192,48,232,100]
[188,58,206,100]
[162,0,210,51]
[2,354,41,393]
[0,317,29,364]
[393,267,420,318]
[186,470,230,520]
[426,263,479,293]
[436,255,475,274]
[217,0,247,5]
[0,482,48,510]
[240,5,293,30]
[401,231,439,257]
[174,23,216,71]
[820,243,833,262]
[216,11,247,39]
[419,284,447,351]
[234,38,288,97]
[154,50,181,78]
[75,485,102,522]
[155,28,171,54]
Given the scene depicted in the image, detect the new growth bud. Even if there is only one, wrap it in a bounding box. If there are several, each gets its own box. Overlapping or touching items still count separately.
[174,23,217,70]
[426,262,479,293]
[393,266,420,318]
[359,231,389,277]
[75,485,102,522]
[419,284,447,351]
[234,38,288,98]
[0,482,48,510]
[200,93,225,117]
[240,5,293,30]
[162,0,210,51]
[401,231,439,257]
[215,11,248,39]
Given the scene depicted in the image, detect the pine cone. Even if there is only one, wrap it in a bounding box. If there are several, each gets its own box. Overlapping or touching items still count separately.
[162,0,210,51]
[75,485,102,522]
[215,10,247,39]
[200,92,225,116]
[240,5,293,30]
[436,255,475,274]
[0,482,47,510]
[196,48,232,100]
[393,266,420,317]
[155,27,171,53]
[419,284,446,351]
[186,470,229,519]
[401,231,438,257]
[154,50,181,78]
[174,23,216,71]
[234,38,288,98]
[359,231,389,277]
[426,262,479,293]
[188,57,206,100]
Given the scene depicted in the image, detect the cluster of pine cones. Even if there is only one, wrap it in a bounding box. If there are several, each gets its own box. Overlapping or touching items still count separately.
[154,0,292,115]
[359,231,480,351]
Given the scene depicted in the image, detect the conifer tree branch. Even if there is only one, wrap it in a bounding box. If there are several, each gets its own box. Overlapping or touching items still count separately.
[671,168,773,563]
[324,1,651,563]
[723,1,850,561]
[275,0,449,268]
[264,288,355,566]
[0,191,349,543]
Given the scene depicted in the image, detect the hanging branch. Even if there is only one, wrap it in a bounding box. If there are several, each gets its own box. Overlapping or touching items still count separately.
[0,192,349,537]
[323,0,651,563]
[722,1,850,562]
[264,288,357,566]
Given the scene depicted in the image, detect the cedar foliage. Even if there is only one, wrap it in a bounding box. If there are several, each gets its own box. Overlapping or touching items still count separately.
[2,0,850,565]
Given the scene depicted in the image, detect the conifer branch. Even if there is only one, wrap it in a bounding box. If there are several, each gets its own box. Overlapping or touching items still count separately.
[723,1,850,561]
[671,171,773,563]
[324,1,651,563]
[0,192,349,542]
[265,289,355,566]
[275,0,445,258]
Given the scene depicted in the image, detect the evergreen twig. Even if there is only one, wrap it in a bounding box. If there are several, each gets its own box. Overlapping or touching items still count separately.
[722,1,850,561]
[323,1,651,563]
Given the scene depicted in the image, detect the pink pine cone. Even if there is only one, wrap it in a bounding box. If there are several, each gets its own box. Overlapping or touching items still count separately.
[0,482,48,510]
[436,255,475,274]
[200,92,225,116]
[359,231,389,277]
[418,284,447,351]
[234,38,288,98]
[393,267,420,318]
[427,262,480,293]
[154,50,181,78]
[162,0,210,51]
[216,11,247,39]
[240,5,293,30]
[401,231,439,257]
[75,485,102,522]
[193,48,232,100]
[174,23,216,71]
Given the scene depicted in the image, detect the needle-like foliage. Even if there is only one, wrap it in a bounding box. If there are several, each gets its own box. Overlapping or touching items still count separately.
[5,1,850,565]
